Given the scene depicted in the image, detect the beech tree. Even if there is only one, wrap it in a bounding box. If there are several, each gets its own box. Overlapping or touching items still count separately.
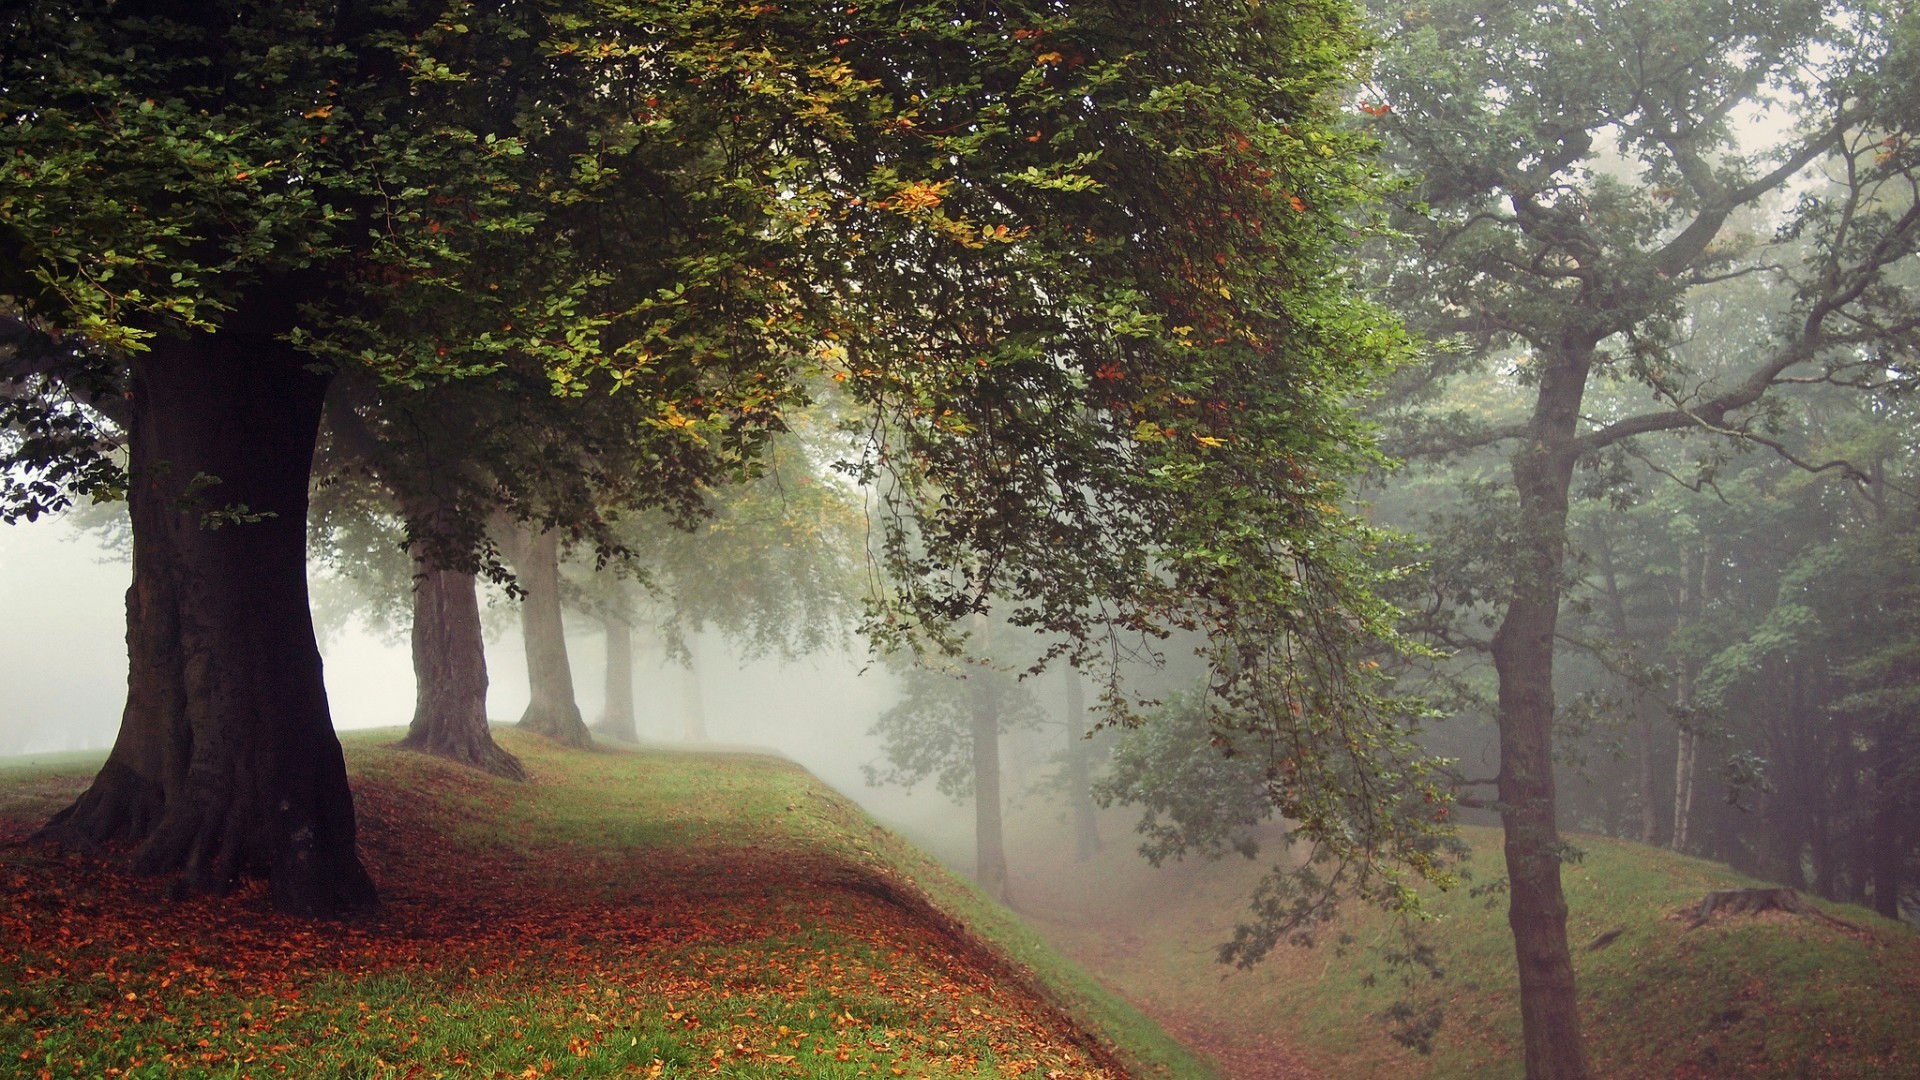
[1364,0,1920,1073]
[5,0,1426,920]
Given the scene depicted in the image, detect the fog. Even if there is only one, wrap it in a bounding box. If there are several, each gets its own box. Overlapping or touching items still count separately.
[0,510,909,806]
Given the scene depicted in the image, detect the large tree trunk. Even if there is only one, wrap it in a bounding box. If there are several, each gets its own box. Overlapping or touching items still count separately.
[40,329,376,915]
[970,674,1011,904]
[398,552,525,780]
[592,614,638,742]
[1064,665,1100,862]
[504,525,591,748]
[1489,345,1592,1080]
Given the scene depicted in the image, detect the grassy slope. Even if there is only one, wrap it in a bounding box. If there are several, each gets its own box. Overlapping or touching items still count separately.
[1012,813,1920,1079]
[0,730,1217,1080]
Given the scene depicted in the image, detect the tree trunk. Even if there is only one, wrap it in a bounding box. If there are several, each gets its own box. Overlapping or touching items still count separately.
[1064,665,1100,861]
[593,614,638,742]
[40,329,377,915]
[1872,804,1904,920]
[1872,750,1906,919]
[970,673,1012,904]
[1671,543,1707,853]
[506,526,591,748]
[398,552,524,780]
[1488,344,1592,1080]
[1672,728,1698,852]
[1595,526,1660,845]
[681,638,708,741]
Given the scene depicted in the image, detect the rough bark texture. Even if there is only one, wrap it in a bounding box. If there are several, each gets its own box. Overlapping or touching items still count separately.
[1064,666,1100,862]
[592,615,638,742]
[1489,344,1592,1080]
[40,328,377,915]
[508,527,591,748]
[970,676,1011,905]
[398,558,525,780]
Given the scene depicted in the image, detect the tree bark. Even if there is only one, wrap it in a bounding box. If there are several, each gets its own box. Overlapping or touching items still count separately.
[970,673,1011,904]
[505,525,591,748]
[1488,343,1592,1080]
[40,328,377,915]
[1671,544,1706,854]
[1595,525,1660,846]
[1064,665,1100,862]
[593,613,638,742]
[398,553,525,780]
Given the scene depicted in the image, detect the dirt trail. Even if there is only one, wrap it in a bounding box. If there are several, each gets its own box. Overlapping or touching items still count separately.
[1003,815,1323,1080]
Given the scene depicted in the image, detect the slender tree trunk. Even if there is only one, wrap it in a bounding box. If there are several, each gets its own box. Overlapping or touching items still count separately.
[1872,794,1904,920]
[398,550,524,780]
[1596,526,1660,845]
[1672,728,1697,852]
[503,526,591,748]
[680,637,708,741]
[1488,344,1592,1080]
[1671,544,1705,853]
[593,614,638,742]
[41,328,376,915]
[970,674,1011,904]
[1064,665,1100,861]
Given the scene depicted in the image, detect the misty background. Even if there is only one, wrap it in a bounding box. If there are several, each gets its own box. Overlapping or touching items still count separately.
[0,508,1075,862]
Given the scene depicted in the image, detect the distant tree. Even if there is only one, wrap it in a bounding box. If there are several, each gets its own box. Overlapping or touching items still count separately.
[1060,665,1103,862]
[561,425,868,742]
[1364,0,1920,1071]
[867,628,1047,904]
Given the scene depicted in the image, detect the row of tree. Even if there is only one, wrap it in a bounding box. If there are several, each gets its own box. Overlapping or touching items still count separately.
[7,2,1915,1079]
[2,0,1426,948]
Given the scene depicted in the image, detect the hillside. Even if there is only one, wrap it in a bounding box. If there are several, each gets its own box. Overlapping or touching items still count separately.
[0,731,1218,1080]
[1009,812,1920,1079]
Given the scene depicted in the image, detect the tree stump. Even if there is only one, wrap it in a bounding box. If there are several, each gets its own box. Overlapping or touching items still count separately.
[1686,888,1856,930]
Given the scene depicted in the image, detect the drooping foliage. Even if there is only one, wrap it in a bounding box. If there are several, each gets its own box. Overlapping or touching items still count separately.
[2,0,1426,914]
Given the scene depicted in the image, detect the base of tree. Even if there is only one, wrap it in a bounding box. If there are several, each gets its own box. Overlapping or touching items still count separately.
[1687,888,1858,930]
[38,760,379,916]
[520,704,593,749]
[590,714,639,743]
[395,727,527,781]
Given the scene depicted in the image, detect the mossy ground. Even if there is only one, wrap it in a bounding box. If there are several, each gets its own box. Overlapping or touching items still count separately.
[1009,810,1920,1079]
[0,730,1215,1080]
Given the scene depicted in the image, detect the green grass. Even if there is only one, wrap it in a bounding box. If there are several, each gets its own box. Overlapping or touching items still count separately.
[0,729,1217,1080]
[1008,813,1920,1079]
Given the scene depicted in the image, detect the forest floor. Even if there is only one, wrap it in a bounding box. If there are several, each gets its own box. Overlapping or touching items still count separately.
[1001,811,1920,1080]
[0,730,1215,1080]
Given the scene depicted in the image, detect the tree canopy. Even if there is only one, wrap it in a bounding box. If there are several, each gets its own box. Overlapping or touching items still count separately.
[2,0,1423,915]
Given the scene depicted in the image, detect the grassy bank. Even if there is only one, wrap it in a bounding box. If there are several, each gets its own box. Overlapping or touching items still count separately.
[0,730,1216,1080]
[1012,812,1920,1079]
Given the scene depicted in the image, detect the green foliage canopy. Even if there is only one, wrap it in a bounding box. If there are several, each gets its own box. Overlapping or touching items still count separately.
[2,0,1436,910]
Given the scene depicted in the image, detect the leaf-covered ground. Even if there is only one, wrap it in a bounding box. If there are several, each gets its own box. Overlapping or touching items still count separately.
[0,730,1193,1080]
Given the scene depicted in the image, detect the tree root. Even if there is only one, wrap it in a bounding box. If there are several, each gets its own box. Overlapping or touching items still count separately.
[1686,887,1859,931]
